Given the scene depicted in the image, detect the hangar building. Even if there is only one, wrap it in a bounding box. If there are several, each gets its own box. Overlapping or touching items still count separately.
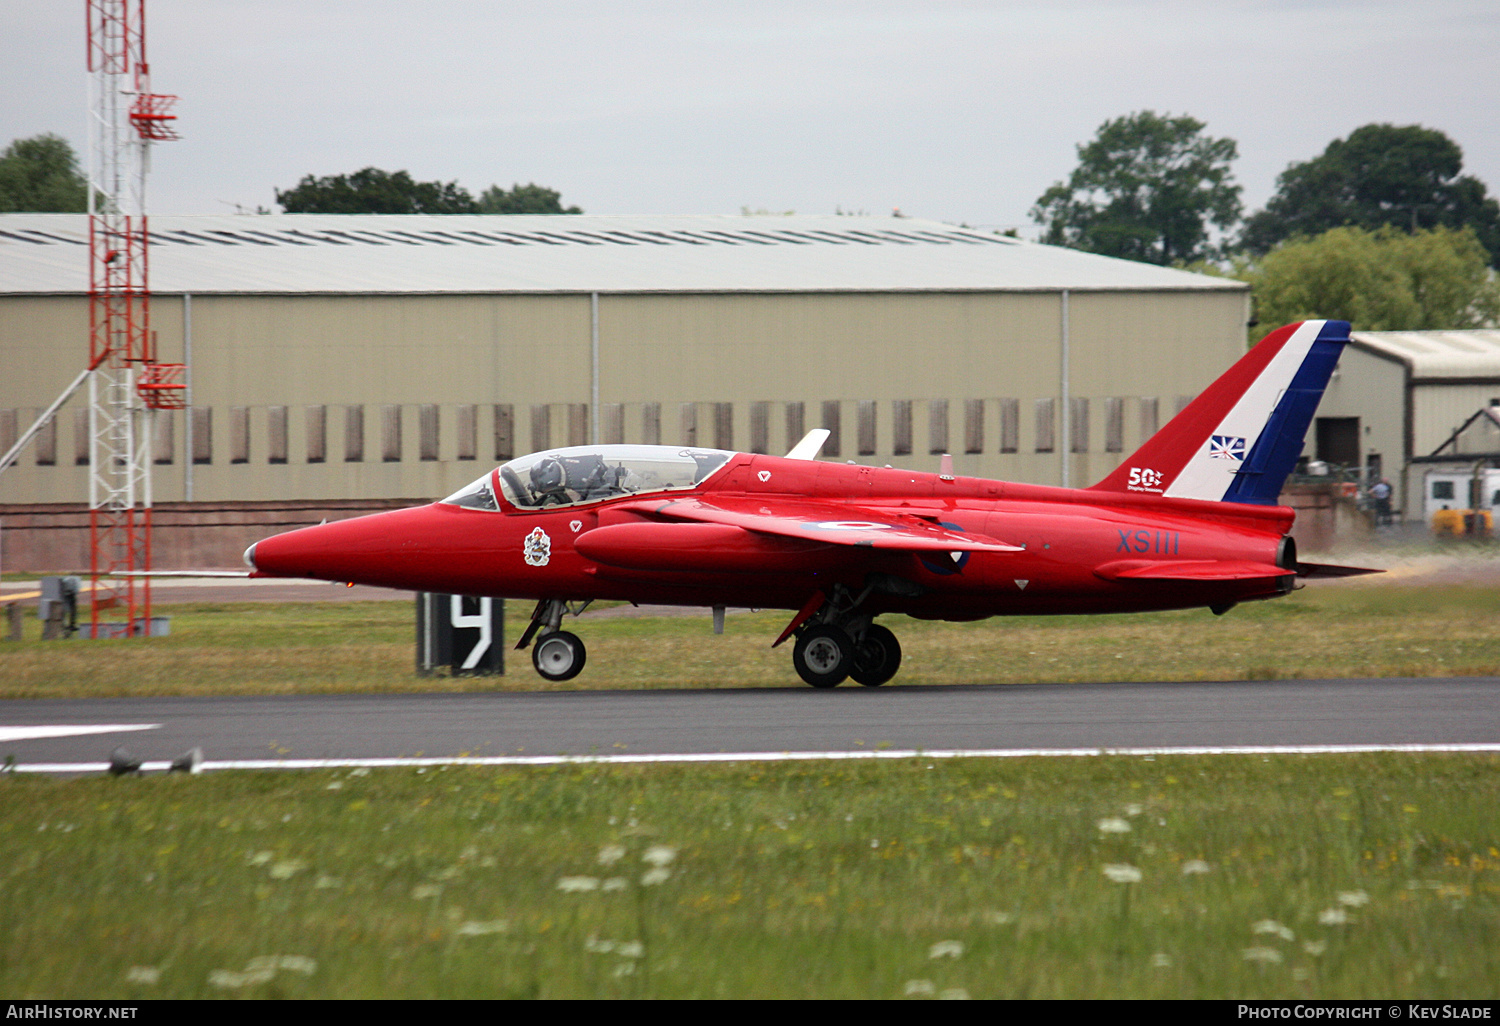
[0,213,1250,568]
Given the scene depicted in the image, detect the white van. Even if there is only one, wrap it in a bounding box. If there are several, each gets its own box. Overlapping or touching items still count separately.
[1424,468,1500,520]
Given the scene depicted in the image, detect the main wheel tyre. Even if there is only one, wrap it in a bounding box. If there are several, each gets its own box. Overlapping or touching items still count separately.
[532,630,587,682]
[849,624,902,687]
[793,625,852,688]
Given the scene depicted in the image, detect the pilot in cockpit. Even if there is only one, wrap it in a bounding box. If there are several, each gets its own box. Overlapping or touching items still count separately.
[528,453,629,505]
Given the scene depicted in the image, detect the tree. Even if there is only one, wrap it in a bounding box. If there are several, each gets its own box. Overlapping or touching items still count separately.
[1243,226,1500,341]
[275,168,478,214]
[478,182,581,214]
[1241,124,1500,267]
[1031,111,1241,265]
[0,134,88,212]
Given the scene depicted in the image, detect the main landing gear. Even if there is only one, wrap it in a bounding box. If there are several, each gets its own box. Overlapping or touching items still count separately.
[787,586,903,688]
[515,590,906,689]
[516,599,590,682]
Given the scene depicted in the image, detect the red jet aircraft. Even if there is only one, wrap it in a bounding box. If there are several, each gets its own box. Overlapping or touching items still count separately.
[246,319,1374,687]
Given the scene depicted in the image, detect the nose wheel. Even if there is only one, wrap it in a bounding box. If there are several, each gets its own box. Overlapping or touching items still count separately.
[532,630,587,682]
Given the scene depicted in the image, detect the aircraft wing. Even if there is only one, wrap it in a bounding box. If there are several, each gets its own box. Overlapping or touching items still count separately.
[618,497,1023,553]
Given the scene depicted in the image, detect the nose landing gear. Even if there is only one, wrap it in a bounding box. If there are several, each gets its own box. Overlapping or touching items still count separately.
[532,629,587,681]
[516,598,591,682]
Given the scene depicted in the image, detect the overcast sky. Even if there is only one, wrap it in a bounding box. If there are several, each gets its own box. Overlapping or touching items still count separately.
[4,1,1497,235]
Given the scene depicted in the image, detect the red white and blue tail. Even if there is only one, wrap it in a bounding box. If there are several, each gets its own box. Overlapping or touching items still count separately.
[1091,320,1351,505]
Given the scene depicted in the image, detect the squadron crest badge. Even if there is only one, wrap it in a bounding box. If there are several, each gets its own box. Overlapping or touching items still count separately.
[523,527,551,567]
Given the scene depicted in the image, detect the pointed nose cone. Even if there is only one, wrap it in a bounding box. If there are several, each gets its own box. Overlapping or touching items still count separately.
[249,504,457,590]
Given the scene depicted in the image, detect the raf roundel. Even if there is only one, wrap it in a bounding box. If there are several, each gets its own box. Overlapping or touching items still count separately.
[523,526,552,567]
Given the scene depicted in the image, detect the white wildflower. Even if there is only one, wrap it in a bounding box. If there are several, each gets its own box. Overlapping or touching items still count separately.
[268,859,306,880]
[612,963,636,978]
[215,962,278,987]
[928,940,965,959]
[246,851,273,867]
[584,937,615,953]
[642,845,678,867]
[1337,890,1370,907]
[640,867,672,887]
[1252,920,1295,942]
[1242,946,1283,964]
[211,955,315,987]
[556,876,601,892]
[1102,863,1142,884]
[904,979,936,996]
[348,767,370,777]
[456,920,509,936]
[124,966,160,985]
[273,956,317,975]
[982,911,1014,926]
[325,781,343,790]
[1151,953,1172,968]
[601,877,628,892]
[1181,859,1211,875]
[938,988,971,1000]
[1124,803,1144,817]
[411,883,442,899]
[1318,908,1349,925]
[1097,817,1132,834]
[615,941,645,959]
[597,844,627,866]
[314,875,343,890]
[1303,940,1327,956]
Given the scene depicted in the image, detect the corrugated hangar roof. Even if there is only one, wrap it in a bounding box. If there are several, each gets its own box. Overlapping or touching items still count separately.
[1352,329,1500,380]
[0,213,1244,296]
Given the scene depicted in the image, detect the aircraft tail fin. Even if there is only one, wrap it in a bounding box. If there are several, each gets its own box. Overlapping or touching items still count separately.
[1090,320,1351,505]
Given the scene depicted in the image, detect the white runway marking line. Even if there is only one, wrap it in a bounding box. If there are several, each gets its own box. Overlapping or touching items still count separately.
[0,723,161,743]
[12,742,1500,774]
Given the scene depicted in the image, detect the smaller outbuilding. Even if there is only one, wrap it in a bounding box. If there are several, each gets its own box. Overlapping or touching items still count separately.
[1315,329,1500,524]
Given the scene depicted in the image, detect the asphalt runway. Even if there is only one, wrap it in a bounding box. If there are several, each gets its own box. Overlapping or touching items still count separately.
[4,676,1499,772]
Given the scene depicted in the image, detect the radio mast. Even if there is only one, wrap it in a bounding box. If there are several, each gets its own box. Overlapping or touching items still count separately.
[86,0,181,636]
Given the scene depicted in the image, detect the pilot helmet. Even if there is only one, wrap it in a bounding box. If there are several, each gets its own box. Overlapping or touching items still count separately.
[529,457,564,493]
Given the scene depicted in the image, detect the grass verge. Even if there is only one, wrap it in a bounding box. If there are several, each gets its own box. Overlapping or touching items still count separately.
[2,584,1500,699]
[2,753,1496,998]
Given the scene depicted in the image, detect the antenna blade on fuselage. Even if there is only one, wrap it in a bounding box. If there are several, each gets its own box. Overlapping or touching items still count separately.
[785,428,830,461]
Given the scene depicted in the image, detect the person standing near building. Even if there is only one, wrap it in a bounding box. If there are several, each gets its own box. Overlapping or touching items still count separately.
[1369,478,1392,526]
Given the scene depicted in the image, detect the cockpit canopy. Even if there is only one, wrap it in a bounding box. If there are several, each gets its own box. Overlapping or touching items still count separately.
[441,445,734,511]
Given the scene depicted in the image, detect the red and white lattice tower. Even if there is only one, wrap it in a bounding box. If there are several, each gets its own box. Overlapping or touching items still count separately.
[86,0,180,636]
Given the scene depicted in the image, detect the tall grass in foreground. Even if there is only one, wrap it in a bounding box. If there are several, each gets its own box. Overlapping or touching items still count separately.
[3,584,1500,698]
[2,753,1496,998]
